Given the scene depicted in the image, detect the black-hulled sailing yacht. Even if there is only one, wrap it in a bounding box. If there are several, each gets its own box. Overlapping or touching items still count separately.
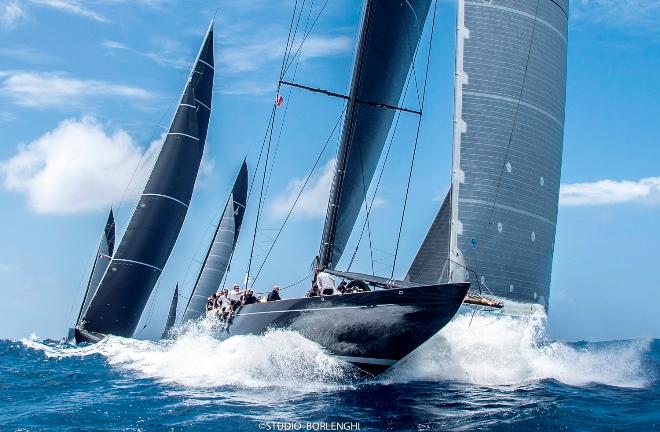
[180,161,248,323]
[221,0,470,375]
[70,209,115,339]
[74,21,215,344]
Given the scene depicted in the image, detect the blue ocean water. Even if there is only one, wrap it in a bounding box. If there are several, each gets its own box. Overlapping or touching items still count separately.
[1,314,658,431]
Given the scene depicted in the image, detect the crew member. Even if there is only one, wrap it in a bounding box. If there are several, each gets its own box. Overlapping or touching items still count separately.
[316,268,336,295]
[267,285,282,301]
[243,289,258,305]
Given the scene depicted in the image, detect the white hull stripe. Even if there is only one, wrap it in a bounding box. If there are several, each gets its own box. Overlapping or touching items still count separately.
[168,132,199,141]
[237,304,398,316]
[195,98,211,111]
[112,259,162,272]
[198,59,214,70]
[142,193,189,208]
[334,355,397,366]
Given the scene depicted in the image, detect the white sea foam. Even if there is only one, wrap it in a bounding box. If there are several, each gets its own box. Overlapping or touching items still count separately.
[22,320,357,392]
[387,311,651,388]
[22,313,651,390]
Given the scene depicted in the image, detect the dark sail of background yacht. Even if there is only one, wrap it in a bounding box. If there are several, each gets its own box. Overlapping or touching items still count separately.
[181,161,248,322]
[161,283,178,339]
[406,0,569,314]
[74,21,215,343]
[74,209,115,329]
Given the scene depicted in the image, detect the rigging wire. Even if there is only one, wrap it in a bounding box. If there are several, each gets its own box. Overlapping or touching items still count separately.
[245,0,308,283]
[390,0,438,280]
[252,106,347,283]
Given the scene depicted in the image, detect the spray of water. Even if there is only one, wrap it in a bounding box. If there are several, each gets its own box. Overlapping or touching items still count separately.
[22,313,651,390]
[387,312,651,388]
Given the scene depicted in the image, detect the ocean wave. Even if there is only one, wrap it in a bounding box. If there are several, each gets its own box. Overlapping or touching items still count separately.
[20,313,652,390]
[21,321,359,392]
[386,311,651,388]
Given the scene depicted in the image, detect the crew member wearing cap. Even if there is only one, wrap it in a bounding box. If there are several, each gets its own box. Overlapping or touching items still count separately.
[267,285,282,301]
[243,289,258,305]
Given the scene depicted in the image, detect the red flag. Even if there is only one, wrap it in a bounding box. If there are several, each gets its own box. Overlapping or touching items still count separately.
[275,94,284,107]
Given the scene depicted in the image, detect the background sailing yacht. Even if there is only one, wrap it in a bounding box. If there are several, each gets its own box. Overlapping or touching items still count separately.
[73,22,216,343]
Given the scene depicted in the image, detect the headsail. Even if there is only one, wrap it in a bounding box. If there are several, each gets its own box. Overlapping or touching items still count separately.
[80,22,215,337]
[405,190,450,284]
[446,0,569,310]
[161,283,178,339]
[318,0,432,269]
[76,209,115,325]
[181,161,248,322]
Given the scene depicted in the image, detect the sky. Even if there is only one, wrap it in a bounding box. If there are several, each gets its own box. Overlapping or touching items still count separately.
[0,0,658,342]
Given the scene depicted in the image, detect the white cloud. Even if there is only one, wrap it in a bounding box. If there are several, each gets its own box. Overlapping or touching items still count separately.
[269,158,335,219]
[560,177,660,206]
[0,110,16,123]
[101,38,190,69]
[572,0,660,30]
[1,117,161,214]
[220,36,352,74]
[0,46,56,63]
[0,0,27,29]
[0,70,153,108]
[28,0,109,23]
[220,80,276,97]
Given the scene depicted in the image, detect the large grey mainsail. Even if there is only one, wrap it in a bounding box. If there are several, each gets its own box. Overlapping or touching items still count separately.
[81,22,215,337]
[76,209,115,325]
[181,161,248,322]
[161,284,178,339]
[440,0,569,310]
[318,0,432,269]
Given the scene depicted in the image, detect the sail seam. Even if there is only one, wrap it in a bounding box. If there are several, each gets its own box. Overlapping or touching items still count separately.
[179,103,196,109]
[112,258,163,272]
[464,91,562,126]
[195,98,211,111]
[459,198,555,226]
[167,132,199,141]
[466,0,567,44]
[142,193,189,208]
[198,59,214,70]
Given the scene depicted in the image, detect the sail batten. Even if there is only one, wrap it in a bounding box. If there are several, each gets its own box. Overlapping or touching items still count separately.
[181,161,248,322]
[318,0,432,270]
[80,22,215,337]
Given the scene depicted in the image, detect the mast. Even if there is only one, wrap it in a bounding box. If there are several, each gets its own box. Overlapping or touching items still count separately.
[318,0,432,270]
[318,0,372,270]
[80,21,215,337]
[181,161,248,322]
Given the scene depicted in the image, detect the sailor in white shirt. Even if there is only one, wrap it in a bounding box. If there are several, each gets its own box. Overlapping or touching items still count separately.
[315,269,336,295]
[228,283,243,305]
[217,289,232,314]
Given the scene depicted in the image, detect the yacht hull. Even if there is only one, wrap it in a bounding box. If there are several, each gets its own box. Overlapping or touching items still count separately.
[225,282,469,374]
